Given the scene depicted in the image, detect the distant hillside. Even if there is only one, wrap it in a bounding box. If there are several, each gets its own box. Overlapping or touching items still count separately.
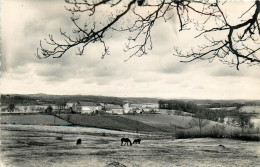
[1,94,159,105]
[187,99,260,106]
[1,94,260,106]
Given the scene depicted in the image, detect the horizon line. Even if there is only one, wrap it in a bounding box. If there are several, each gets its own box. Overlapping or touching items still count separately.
[1,93,260,101]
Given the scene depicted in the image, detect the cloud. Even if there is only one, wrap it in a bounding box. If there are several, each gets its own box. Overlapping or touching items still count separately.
[160,63,186,74]
[211,68,245,77]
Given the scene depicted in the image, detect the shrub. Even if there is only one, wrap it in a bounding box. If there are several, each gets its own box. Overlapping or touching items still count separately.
[229,129,260,141]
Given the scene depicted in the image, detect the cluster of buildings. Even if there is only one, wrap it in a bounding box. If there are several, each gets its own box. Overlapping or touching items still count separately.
[64,101,159,115]
[1,101,160,115]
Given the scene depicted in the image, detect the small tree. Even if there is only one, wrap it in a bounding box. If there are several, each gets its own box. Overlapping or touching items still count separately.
[46,105,53,114]
[192,109,210,134]
[236,113,251,134]
[8,104,15,112]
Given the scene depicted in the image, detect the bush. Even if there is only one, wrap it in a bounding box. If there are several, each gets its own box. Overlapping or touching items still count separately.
[229,129,260,141]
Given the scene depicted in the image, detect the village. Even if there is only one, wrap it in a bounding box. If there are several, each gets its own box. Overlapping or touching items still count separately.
[2,94,260,128]
[1,98,160,115]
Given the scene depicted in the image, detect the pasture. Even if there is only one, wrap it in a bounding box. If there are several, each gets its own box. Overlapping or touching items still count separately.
[240,106,260,114]
[0,115,70,126]
[120,114,240,133]
[58,114,164,132]
[0,114,241,135]
[239,106,260,127]
[1,124,259,167]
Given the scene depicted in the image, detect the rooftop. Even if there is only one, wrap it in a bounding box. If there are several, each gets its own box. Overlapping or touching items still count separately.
[78,101,97,106]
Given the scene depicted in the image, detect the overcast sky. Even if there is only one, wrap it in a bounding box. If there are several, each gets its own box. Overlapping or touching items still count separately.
[1,0,260,100]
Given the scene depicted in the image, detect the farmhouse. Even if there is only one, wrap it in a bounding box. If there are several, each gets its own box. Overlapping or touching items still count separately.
[123,102,159,114]
[105,104,123,115]
[66,101,75,110]
[71,101,100,114]
[81,101,100,114]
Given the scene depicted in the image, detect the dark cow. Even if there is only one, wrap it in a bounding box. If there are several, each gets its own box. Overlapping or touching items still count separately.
[76,139,82,145]
[218,144,225,148]
[121,138,132,146]
[133,139,141,144]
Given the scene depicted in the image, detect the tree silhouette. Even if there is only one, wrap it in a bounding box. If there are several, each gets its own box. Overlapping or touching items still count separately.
[46,105,53,114]
[236,113,252,133]
[37,0,260,70]
[189,109,209,134]
[8,104,15,112]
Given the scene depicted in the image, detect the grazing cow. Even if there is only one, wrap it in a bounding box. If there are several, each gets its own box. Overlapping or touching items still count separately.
[133,139,141,144]
[218,144,225,148]
[121,138,132,146]
[76,139,82,145]
[56,136,63,140]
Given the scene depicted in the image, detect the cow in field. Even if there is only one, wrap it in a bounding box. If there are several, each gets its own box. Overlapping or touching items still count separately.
[133,139,141,144]
[121,138,132,146]
[76,139,82,145]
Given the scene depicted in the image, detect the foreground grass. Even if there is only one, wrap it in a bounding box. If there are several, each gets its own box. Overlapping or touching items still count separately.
[1,124,259,167]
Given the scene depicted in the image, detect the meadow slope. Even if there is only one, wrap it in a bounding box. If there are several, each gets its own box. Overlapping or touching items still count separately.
[1,124,259,167]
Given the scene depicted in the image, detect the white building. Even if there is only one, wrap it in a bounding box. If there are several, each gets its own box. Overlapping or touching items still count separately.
[105,104,123,115]
[123,101,131,114]
[73,101,99,114]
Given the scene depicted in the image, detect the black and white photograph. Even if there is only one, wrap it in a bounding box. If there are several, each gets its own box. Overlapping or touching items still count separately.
[1,0,260,166]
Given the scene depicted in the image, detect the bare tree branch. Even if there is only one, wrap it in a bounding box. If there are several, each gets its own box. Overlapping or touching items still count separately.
[37,0,260,70]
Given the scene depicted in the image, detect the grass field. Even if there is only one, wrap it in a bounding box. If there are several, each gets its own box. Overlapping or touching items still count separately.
[1,124,259,167]
[120,114,240,133]
[239,106,260,127]
[240,106,260,114]
[1,114,240,135]
[121,114,193,132]
[0,115,71,126]
[58,114,164,133]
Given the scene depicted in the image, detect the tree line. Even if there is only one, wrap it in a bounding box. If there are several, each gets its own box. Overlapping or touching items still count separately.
[159,100,253,129]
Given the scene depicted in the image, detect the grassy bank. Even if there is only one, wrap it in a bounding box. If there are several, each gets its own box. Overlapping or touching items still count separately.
[0,114,71,126]
[176,126,260,141]
[58,114,164,133]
